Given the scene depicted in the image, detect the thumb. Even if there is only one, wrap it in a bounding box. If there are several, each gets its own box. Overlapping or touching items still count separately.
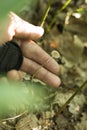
[10,12,44,40]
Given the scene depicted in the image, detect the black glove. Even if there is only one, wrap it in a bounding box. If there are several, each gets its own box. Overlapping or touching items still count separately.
[0,41,23,73]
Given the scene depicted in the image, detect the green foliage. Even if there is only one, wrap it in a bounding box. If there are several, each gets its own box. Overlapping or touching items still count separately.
[0,0,37,20]
[76,8,85,13]
[0,78,51,119]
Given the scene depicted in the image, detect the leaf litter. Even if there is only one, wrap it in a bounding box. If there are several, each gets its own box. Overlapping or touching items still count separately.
[0,0,87,130]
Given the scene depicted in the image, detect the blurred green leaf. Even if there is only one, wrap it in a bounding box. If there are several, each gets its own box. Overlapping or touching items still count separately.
[0,78,51,119]
[76,8,85,13]
[0,0,38,20]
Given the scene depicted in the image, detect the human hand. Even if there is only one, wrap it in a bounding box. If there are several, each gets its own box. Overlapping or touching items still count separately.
[0,12,61,88]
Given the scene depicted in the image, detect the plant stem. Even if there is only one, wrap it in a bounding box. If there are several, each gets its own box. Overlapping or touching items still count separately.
[40,0,53,27]
[47,0,72,31]
[58,80,87,115]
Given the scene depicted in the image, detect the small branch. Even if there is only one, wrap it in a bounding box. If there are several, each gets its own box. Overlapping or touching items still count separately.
[47,0,72,31]
[58,80,87,115]
[40,0,53,27]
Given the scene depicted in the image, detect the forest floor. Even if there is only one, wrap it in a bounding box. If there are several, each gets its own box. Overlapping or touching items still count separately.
[0,1,87,130]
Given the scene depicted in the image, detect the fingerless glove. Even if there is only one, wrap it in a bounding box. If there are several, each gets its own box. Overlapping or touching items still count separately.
[0,41,23,73]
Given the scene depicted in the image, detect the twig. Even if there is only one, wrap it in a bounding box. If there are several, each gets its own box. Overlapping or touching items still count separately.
[0,110,28,121]
[40,0,53,27]
[58,80,87,115]
[47,0,72,31]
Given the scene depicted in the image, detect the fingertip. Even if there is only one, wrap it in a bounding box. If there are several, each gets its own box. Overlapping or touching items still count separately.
[7,70,23,81]
[52,77,61,88]
[29,26,44,40]
[44,71,61,88]
[37,26,44,37]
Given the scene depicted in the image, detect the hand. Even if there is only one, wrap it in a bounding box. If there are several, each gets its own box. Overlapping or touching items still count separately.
[0,12,61,88]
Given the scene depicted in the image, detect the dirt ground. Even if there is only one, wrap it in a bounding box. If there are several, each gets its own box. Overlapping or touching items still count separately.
[0,1,87,130]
